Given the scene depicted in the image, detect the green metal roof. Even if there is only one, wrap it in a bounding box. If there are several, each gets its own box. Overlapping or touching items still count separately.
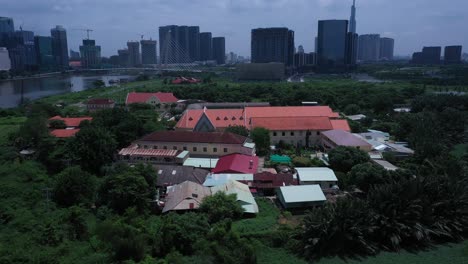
[270,155,291,163]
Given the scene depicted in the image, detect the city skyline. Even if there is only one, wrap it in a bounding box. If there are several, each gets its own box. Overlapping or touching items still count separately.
[2,0,467,57]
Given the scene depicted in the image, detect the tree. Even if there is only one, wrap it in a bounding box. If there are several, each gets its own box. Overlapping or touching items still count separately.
[346,163,387,193]
[93,80,105,88]
[344,104,361,115]
[53,166,97,207]
[199,192,244,223]
[251,127,270,156]
[328,146,370,173]
[49,119,66,129]
[225,125,249,137]
[66,125,117,174]
[15,115,50,148]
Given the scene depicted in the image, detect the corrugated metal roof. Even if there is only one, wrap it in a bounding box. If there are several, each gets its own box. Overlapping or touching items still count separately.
[183,158,219,169]
[203,173,254,187]
[118,148,179,157]
[296,167,338,182]
[279,185,326,203]
[211,180,259,213]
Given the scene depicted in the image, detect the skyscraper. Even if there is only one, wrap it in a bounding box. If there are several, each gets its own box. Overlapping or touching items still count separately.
[0,17,14,33]
[177,26,189,62]
[51,25,69,69]
[316,20,348,70]
[412,46,441,64]
[80,39,101,69]
[70,50,80,61]
[349,0,357,34]
[141,39,157,65]
[5,30,37,71]
[358,34,380,61]
[188,26,200,61]
[0,47,11,71]
[127,41,140,66]
[34,36,55,70]
[444,45,462,64]
[159,25,179,64]
[379,37,394,60]
[212,37,225,65]
[199,32,212,61]
[251,28,295,66]
[346,33,358,66]
[118,49,129,66]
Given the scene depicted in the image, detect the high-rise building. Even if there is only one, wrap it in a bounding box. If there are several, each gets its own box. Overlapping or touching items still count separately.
[411,46,441,64]
[159,25,179,64]
[127,41,140,66]
[0,17,14,33]
[141,39,157,65]
[212,37,226,65]
[118,49,129,66]
[34,36,55,70]
[358,34,380,61]
[251,28,295,66]
[4,30,37,71]
[346,33,358,66]
[199,32,212,61]
[444,45,462,64]
[316,20,349,70]
[177,26,190,62]
[188,26,200,61]
[50,25,69,69]
[79,39,101,69]
[294,52,316,68]
[379,37,394,60]
[70,49,80,61]
[0,47,11,71]
[349,0,357,34]
[297,45,305,54]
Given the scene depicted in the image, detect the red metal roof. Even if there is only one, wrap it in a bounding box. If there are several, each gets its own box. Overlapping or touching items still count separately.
[138,131,248,145]
[118,148,179,157]
[253,172,298,188]
[250,116,333,131]
[330,119,351,132]
[212,154,259,174]
[125,92,178,104]
[49,116,92,127]
[50,129,80,138]
[245,106,338,118]
[86,98,115,105]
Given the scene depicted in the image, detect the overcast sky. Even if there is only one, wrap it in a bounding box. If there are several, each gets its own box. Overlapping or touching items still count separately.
[3,0,467,57]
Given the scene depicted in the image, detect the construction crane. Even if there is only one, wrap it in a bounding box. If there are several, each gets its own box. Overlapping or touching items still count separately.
[137,34,144,40]
[73,28,94,39]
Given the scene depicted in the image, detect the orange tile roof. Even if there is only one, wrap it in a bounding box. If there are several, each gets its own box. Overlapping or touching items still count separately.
[50,129,80,138]
[176,109,247,129]
[126,92,178,104]
[49,116,92,127]
[330,119,351,132]
[245,106,337,118]
[250,116,333,131]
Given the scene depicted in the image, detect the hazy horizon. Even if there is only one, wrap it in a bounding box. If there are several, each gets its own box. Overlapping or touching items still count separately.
[3,0,467,57]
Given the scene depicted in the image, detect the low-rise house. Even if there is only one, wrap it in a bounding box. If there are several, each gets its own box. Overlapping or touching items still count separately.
[212,180,259,214]
[295,167,338,189]
[183,157,219,169]
[48,116,92,138]
[346,114,367,121]
[321,129,373,152]
[355,130,414,158]
[252,172,297,195]
[118,146,189,164]
[50,129,80,138]
[211,154,259,174]
[372,159,399,171]
[162,181,211,213]
[277,185,326,209]
[134,131,255,158]
[155,165,210,188]
[125,92,179,109]
[203,173,254,187]
[86,98,115,112]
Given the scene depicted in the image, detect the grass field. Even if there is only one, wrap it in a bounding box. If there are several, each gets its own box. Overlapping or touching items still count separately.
[233,198,280,234]
[0,116,26,145]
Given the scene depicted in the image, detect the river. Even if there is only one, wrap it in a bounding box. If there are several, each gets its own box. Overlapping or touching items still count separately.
[0,74,132,108]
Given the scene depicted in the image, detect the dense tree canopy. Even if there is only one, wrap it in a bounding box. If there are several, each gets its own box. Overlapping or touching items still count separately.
[328,146,370,173]
[53,166,97,207]
[251,127,271,156]
[199,192,244,224]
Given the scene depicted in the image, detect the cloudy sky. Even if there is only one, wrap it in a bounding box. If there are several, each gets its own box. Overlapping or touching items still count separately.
[3,0,467,57]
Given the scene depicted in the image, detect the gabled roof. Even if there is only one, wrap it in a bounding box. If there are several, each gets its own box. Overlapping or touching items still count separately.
[330,120,351,132]
[279,185,326,203]
[49,116,92,127]
[155,165,210,187]
[50,129,80,138]
[86,98,115,105]
[176,109,246,130]
[203,173,254,187]
[322,130,371,147]
[253,172,297,187]
[295,167,338,182]
[251,116,333,131]
[118,148,179,157]
[162,181,211,213]
[126,92,178,104]
[245,106,339,118]
[138,131,248,145]
[211,180,259,213]
[212,154,259,174]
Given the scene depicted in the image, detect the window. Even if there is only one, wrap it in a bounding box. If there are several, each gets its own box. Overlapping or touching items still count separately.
[282,132,285,136]
[173,146,177,150]
[316,131,320,136]
[273,132,277,136]
[224,148,228,153]
[213,148,217,152]
[153,146,158,149]
[183,146,187,151]
[291,132,294,136]
[163,146,167,150]
[299,131,303,136]
[193,147,197,151]
[144,145,148,149]
[203,147,207,152]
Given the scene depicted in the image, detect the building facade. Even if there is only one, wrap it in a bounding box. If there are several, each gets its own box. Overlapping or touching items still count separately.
[127,41,140,66]
[0,47,11,71]
[358,34,380,62]
[140,39,157,65]
[0,17,14,33]
[251,28,294,66]
[188,26,200,61]
[199,32,212,61]
[212,37,225,65]
[317,20,349,71]
[34,36,55,70]
[51,26,69,69]
[444,45,462,64]
[79,39,101,69]
[379,37,394,60]
[118,49,129,66]
[412,46,441,64]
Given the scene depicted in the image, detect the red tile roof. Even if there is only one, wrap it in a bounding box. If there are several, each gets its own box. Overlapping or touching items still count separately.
[176,109,246,129]
[245,106,339,118]
[212,154,259,174]
[50,129,80,138]
[138,131,248,145]
[49,116,92,127]
[330,119,351,132]
[250,116,333,131]
[125,92,178,105]
[86,98,115,105]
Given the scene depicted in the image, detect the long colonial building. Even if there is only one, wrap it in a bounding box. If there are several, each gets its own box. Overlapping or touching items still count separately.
[176,106,350,147]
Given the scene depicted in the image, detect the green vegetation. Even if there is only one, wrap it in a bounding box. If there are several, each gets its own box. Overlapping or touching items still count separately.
[0,116,26,145]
